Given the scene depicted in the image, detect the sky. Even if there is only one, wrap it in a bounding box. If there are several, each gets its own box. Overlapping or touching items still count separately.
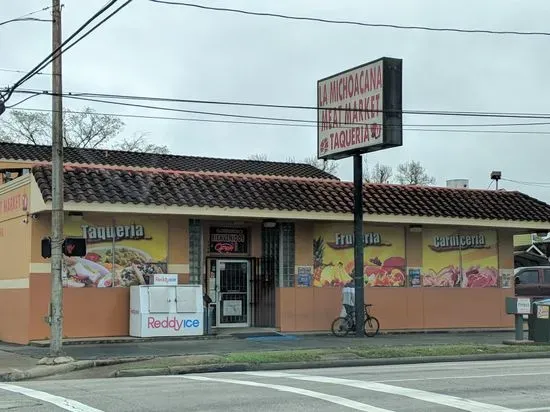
[2,0,550,202]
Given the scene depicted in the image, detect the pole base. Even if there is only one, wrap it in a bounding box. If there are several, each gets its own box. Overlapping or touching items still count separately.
[37,356,75,366]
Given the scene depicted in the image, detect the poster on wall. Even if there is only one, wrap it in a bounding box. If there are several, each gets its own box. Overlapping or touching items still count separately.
[422,229,498,288]
[297,266,313,287]
[62,218,168,288]
[407,267,421,287]
[312,224,406,287]
[500,269,513,288]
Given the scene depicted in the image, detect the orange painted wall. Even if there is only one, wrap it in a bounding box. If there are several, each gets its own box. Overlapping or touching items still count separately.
[276,224,517,332]
[14,217,520,342]
[0,183,31,343]
[277,287,514,332]
[25,215,189,342]
[168,218,188,264]
[29,274,130,340]
[0,289,29,344]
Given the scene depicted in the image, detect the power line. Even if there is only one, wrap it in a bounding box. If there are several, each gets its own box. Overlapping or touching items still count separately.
[5,93,42,109]
[0,17,52,27]
[0,5,55,27]
[502,178,550,188]
[12,88,550,123]
[0,68,51,76]
[7,105,550,136]
[149,0,550,37]
[1,0,133,103]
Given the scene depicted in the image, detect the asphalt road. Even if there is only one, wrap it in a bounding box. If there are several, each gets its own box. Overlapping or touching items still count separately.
[1,358,550,411]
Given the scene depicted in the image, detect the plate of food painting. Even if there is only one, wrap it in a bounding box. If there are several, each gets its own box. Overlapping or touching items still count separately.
[63,246,166,288]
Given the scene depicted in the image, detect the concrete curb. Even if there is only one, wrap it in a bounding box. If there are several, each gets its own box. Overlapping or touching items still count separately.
[0,356,154,382]
[110,351,550,379]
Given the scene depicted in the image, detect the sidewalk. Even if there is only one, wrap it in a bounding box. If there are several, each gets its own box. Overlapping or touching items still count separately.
[0,331,513,362]
[0,349,39,376]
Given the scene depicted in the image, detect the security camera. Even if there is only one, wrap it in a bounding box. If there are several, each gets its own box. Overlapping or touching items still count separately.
[31,214,39,220]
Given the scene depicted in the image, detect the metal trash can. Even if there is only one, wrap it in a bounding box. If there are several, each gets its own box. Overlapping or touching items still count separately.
[531,299,550,343]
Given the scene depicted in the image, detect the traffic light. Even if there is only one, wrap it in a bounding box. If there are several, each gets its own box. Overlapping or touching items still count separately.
[41,237,51,259]
[40,237,87,258]
[62,237,87,257]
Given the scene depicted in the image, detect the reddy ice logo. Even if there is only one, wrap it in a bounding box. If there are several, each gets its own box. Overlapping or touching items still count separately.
[147,316,200,331]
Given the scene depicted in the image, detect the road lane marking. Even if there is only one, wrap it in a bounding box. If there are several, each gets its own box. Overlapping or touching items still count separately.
[377,371,550,383]
[0,383,103,412]
[184,375,394,412]
[245,372,517,412]
[519,408,550,412]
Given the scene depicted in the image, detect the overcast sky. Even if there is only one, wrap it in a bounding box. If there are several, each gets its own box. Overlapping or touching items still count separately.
[2,0,550,202]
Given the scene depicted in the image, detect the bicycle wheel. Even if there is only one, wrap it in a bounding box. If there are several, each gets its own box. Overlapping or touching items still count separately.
[364,316,380,337]
[331,317,351,337]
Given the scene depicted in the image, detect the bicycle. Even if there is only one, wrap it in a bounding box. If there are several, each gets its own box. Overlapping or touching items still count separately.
[331,303,380,337]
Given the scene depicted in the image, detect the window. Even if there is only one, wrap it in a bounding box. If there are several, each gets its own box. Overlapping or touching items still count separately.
[188,219,202,284]
[517,270,539,285]
[543,269,550,284]
[280,223,295,288]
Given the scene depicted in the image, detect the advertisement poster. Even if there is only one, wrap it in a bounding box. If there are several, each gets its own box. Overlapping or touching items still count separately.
[297,266,313,287]
[407,267,421,287]
[500,269,514,288]
[62,217,168,288]
[422,229,498,288]
[312,224,406,287]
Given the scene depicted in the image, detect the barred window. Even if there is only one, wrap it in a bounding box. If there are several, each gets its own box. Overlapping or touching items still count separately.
[189,219,202,284]
[280,223,295,288]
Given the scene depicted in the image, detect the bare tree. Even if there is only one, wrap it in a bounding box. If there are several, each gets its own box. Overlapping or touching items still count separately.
[248,153,269,161]
[364,162,393,184]
[0,107,169,154]
[63,107,124,148]
[250,153,339,176]
[118,133,170,154]
[0,111,50,144]
[395,160,436,185]
[302,155,339,175]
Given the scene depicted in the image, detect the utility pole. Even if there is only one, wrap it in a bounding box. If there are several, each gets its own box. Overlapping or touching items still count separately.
[353,153,365,337]
[50,0,64,357]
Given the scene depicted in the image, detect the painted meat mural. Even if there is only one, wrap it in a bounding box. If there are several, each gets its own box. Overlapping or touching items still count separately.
[422,230,499,288]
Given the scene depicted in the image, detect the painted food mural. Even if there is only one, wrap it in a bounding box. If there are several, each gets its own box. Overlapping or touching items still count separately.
[422,229,498,287]
[62,219,168,287]
[313,224,406,287]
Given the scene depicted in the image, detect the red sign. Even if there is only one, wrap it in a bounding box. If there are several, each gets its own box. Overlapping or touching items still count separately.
[1,193,27,214]
[215,243,235,253]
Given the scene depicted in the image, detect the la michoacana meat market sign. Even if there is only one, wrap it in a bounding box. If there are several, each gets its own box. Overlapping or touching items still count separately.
[317,57,403,160]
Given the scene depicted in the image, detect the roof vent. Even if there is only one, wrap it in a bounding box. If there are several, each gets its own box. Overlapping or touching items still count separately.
[446,179,469,189]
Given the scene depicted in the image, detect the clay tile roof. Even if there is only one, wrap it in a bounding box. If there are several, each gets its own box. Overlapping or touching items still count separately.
[32,165,550,222]
[0,142,338,180]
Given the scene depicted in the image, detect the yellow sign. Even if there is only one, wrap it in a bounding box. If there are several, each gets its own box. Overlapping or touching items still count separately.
[422,229,498,287]
[62,217,168,288]
[313,224,406,287]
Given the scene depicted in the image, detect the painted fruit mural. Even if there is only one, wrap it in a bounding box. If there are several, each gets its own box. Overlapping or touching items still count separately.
[312,225,406,287]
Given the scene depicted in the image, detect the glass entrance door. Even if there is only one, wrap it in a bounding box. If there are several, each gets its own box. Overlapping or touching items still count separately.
[216,260,250,327]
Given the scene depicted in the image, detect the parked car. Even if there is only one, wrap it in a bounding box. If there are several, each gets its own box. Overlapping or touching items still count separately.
[514,266,550,298]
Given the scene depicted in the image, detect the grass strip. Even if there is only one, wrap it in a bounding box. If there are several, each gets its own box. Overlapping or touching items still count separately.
[117,344,550,370]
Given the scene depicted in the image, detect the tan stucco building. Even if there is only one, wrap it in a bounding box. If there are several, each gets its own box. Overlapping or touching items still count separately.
[1,142,549,344]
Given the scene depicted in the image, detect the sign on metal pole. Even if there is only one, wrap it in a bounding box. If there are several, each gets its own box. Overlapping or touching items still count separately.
[317,57,403,160]
[317,57,403,337]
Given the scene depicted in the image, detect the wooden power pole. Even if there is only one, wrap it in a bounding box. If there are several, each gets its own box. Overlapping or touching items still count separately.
[50,0,65,357]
